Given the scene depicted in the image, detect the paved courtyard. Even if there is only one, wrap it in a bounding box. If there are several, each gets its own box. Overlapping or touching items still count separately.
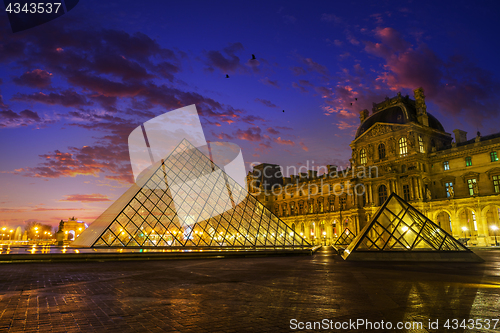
[0,247,499,332]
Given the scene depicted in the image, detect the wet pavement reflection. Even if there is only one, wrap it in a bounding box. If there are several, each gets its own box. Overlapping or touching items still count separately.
[0,246,498,332]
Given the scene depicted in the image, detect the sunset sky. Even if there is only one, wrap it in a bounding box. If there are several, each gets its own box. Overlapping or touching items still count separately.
[1,0,499,228]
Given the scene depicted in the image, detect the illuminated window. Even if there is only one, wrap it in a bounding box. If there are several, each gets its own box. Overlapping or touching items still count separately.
[360,149,367,164]
[339,196,346,210]
[403,184,410,201]
[378,185,388,205]
[493,175,500,193]
[445,182,453,197]
[309,201,314,213]
[418,135,425,153]
[443,161,449,170]
[398,137,408,156]
[467,178,477,196]
[491,151,499,162]
[378,143,386,159]
[465,156,472,167]
[329,197,335,212]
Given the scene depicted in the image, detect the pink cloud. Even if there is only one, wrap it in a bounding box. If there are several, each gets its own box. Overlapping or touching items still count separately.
[60,194,111,202]
[273,137,294,146]
[363,26,500,123]
[234,127,262,142]
[13,69,53,88]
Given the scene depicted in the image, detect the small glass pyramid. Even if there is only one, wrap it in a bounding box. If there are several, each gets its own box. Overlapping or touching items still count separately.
[342,193,477,261]
[75,139,310,249]
[334,228,355,247]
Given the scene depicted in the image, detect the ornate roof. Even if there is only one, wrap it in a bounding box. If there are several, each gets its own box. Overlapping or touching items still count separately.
[355,97,445,139]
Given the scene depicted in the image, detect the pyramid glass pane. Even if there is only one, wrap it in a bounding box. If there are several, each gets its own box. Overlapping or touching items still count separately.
[83,139,310,249]
[344,193,470,257]
[334,228,356,247]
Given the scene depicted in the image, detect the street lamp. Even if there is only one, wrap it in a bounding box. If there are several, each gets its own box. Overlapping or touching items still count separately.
[491,225,499,246]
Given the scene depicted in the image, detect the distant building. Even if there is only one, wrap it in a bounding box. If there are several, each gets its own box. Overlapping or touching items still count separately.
[249,88,500,246]
[56,217,88,245]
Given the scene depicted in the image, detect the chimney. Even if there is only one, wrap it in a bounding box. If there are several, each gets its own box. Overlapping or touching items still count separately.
[327,165,337,174]
[308,170,317,179]
[413,87,429,127]
[453,129,467,144]
[359,109,369,123]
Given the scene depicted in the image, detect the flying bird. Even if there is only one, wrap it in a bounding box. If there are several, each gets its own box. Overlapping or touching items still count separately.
[226,74,229,78]
[355,98,358,101]
[282,110,285,112]
[350,103,353,106]
[251,54,256,60]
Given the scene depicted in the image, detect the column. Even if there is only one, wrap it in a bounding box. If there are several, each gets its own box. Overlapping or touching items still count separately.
[409,177,415,200]
[480,207,490,246]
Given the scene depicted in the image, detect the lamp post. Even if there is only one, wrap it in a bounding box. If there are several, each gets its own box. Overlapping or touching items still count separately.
[462,226,468,245]
[491,225,499,247]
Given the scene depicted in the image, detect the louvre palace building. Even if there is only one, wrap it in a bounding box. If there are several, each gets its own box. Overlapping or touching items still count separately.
[247,88,500,247]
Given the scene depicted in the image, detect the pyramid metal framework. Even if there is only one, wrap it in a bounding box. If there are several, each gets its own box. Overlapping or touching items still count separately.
[73,139,310,249]
[342,193,483,261]
[334,227,356,247]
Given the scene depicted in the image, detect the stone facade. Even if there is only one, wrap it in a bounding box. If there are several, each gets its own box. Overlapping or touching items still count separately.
[248,88,500,246]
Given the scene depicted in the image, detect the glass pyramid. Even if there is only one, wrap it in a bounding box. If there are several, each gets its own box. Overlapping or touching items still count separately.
[342,193,472,260]
[75,139,310,249]
[334,228,355,247]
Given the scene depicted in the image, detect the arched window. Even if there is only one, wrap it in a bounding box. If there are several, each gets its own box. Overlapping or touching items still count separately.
[291,223,296,232]
[401,164,406,173]
[360,149,367,164]
[378,185,388,205]
[329,196,335,212]
[300,223,305,235]
[418,135,425,153]
[378,143,386,159]
[398,137,408,156]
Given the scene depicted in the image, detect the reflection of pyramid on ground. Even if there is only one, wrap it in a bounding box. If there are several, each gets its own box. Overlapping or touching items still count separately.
[333,228,355,248]
[342,193,483,262]
[73,139,310,249]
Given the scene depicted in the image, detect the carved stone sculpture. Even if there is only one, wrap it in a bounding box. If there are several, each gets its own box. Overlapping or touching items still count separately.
[447,186,454,199]
[426,188,432,201]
